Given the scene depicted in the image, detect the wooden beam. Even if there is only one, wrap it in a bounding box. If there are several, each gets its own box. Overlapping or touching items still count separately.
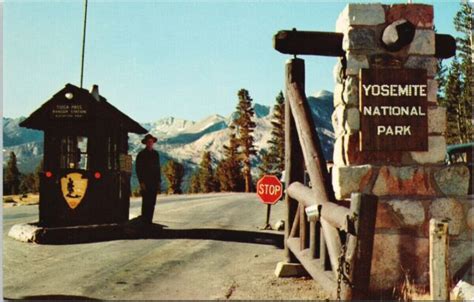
[289,204,300,238]
[320,225,331,271]
[273,30,455,59]
[286,59,336,205]
[299,204,308,251]
[287,182,350,230]
[430,219,450,301]
[284,58,306,263]
[347,193,378,300]
[287,238,339,299]
[274,30,345,57]
[309,221,317,259]
[321,218,342,280]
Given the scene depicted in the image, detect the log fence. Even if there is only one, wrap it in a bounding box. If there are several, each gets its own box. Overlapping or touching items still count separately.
[283,57,378,300]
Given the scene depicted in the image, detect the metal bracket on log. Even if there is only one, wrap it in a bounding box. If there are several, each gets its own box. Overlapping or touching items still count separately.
[273,29,456,59]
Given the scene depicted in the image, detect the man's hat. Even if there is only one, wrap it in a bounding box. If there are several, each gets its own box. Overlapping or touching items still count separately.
[141,134,158,144]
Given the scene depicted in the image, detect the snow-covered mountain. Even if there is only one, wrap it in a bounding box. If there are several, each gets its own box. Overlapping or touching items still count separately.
[3,91,335,189]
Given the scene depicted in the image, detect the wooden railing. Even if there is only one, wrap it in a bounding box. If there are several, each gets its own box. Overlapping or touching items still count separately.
[283,58,378,300]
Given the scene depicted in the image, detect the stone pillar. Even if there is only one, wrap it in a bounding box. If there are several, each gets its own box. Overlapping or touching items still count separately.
[332,3,472,292]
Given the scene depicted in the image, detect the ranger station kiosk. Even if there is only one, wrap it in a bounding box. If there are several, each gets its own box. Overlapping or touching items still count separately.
[20,84,147,227]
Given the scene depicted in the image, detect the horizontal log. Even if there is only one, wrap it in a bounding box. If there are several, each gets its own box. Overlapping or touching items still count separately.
[435,34,456,59]
[287,237,338,298]
[287,182,351,230]
[274,30,344,57]
[273,30,455,59]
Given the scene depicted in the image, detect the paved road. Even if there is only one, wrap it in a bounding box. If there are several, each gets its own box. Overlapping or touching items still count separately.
[3,193,327,300]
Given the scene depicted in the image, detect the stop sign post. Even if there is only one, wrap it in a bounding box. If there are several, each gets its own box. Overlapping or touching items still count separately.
[257,175,283,229]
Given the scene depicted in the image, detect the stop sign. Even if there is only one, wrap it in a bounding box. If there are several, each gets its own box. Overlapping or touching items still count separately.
[256,175,283,205]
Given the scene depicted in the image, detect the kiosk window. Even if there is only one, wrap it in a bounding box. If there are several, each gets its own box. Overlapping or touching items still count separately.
[107,136,118,170]
[60,136,88,169]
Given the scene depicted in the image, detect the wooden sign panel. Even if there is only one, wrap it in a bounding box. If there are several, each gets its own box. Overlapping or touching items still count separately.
[50,103,88,119]
[359,69,428,151]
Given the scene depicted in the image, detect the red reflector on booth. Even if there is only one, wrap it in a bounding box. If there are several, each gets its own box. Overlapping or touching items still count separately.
[45,171,53,178]
[94,172,101,179]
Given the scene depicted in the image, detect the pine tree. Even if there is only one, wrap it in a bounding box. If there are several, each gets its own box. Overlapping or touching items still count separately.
[216,130,244,192]
[258,148,273,179]
[442,2,473,144]
[163,160,184,194]
[19,173,36,194]
[442,57,464,144]
[233,89,257,192]
[266,91,285,178]
[198,151,216,193]
[189,172,201,193]
[453,1,473,143]
[5,152,21,195]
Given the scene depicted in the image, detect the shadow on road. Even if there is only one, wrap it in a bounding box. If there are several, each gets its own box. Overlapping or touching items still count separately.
[30,221,284,248]
[5,295,100,301]
[138,226,284,249]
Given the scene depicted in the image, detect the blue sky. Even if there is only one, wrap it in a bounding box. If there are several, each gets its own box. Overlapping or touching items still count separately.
[4,0,462,123]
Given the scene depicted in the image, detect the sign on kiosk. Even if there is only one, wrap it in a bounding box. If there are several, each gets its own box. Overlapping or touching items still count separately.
[257,175,283,205]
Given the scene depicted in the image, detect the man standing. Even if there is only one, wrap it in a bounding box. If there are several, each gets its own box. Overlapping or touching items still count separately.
[136,134,161,224]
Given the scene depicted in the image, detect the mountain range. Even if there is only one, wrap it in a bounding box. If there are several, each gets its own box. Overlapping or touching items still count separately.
[3,90,335,190]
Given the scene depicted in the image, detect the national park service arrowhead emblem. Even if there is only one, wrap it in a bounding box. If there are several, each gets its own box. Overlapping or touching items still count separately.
[61,172,88,209]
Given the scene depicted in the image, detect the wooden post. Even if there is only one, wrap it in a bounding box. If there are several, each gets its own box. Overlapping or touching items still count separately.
[345,193,378,300]
[309,221,317,259]
[284,58,306,263]
[289,204,300,238]
[286,60,335,204]
[299,205,309,250]
[320,225,331,270]
[430,219,450,301]
[321,218,342,279]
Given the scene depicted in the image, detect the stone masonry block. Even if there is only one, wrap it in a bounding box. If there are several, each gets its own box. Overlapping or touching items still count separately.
[346,53,369,76]
[388,199,426,227]
[408,29,435,55]
[370,234,430,291]
[344,76,359,106]
[333,83,344,108]
[331,105,345,138]
[375,201,402,229]
[344,107,360,134]
[427,79,438,103]
[405,56,437,77]
[467,207,474,230]
[336,4,386,33]
[429,198,465,235]
[410,136,446,164]
[372,166,437,196]
[386,4,434,29]
[343,27,376,51]
[333,58,345,83]
[332,165,374,199]
[434,164,470,196]
[333,136,345,167]
[428,106,446,134]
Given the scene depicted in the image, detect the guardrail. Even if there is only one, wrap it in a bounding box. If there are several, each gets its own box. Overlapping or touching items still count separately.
[283,58,378,300]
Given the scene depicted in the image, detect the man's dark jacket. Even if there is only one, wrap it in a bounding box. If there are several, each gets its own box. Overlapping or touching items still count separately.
[136,149,161,190]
